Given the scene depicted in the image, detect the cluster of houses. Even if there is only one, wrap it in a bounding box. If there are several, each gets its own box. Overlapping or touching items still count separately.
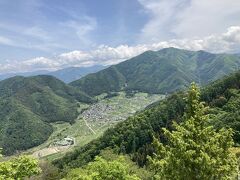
[81,103,112,122]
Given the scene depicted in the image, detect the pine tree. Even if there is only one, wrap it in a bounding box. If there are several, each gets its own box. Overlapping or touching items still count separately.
[149,83,237,180]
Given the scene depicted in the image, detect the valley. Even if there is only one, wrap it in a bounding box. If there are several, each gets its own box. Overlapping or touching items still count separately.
[28,92,164,160]
[1,48,240,156]
[1,48,240,179]
[1,1,240,179]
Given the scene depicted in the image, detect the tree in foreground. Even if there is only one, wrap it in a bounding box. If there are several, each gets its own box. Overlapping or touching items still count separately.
[0,149,41,180]
[64,156,140,180]
[149,83,237,180]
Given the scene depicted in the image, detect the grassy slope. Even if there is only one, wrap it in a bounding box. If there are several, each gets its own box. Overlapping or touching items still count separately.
[70,48,240,96]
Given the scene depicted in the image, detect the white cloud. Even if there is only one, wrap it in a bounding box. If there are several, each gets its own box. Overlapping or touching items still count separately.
[0,57,60,73]
[22,57,60,69]
[222,26,240,43]
[1,26,240,74]
[59,50,94,66]
[138,0,190,42]
[138,0,240,42]
[59,50,91,61]
[174,0,240,38]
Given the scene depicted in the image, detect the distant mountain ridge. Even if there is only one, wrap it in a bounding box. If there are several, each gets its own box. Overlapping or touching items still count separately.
[48,65,106,83]
[70,48,240,96]
[0,65,106,83]
[0,75,94,155]
[0,70,49,81]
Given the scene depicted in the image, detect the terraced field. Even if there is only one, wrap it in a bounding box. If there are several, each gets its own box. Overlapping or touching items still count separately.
[28,92,165,160]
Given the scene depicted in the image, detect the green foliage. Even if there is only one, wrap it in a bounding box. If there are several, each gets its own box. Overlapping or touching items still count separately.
[1,106,52,155]
[98,149,153,180]
[201,71,240,144]
[0,155,41,179]
[64,156,140,180]
[54,71,240,173]
[0,75,94,155]
[149,83,237,179]
[70,48,240,96]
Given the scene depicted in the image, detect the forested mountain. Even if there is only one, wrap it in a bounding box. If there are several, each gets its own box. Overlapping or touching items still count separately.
[0,65,106,83]
[70,48,240,96]
[0,75,94,155]
[54,70,240,169]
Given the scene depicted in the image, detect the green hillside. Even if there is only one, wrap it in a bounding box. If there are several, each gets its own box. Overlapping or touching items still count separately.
[0,75,94,155]
[70,48,240,96]
[54,71,240,169]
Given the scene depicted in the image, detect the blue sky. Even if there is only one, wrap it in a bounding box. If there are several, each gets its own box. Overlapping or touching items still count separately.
[0,0,240,73]
[0,0,146,59]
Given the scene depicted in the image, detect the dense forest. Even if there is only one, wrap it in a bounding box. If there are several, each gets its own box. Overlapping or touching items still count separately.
[0,75,94,155]
[54,70,240,171]
[70,48,240,96]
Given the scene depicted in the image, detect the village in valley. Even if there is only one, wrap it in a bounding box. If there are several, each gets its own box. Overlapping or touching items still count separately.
[31,92,164,159]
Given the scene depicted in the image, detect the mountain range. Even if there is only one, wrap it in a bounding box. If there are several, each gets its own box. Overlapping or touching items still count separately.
[70,48,240,96]
[1,47,240,155]
[0,65,106,83]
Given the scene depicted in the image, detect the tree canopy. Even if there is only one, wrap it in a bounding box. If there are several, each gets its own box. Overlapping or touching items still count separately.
[64,156,141,180]
[149,83,237,179]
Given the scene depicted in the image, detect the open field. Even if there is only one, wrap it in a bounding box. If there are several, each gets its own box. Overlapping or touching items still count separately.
[27,92,165,160]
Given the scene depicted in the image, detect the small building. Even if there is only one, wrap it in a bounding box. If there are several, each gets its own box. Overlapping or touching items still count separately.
[54,137,74,146]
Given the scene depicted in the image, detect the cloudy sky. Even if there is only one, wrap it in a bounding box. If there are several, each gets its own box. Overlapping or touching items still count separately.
[0,0,240,73]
